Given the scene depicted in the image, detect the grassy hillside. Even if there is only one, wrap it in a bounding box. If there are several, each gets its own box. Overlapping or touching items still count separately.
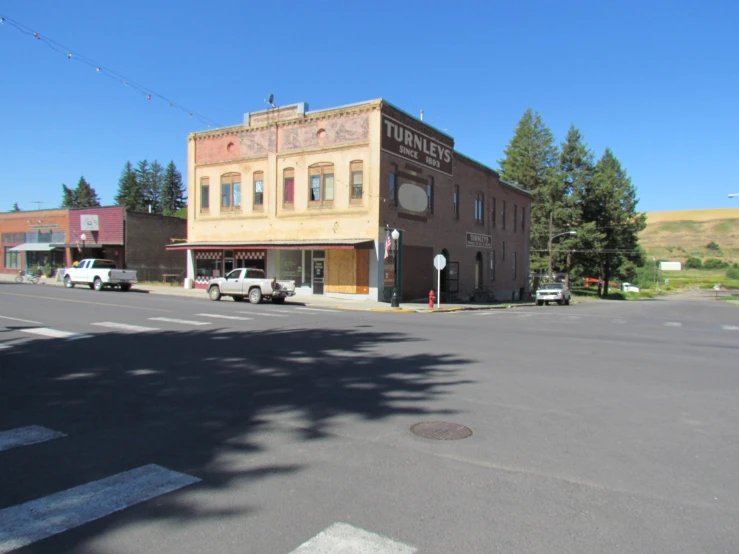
[640,208,739,263]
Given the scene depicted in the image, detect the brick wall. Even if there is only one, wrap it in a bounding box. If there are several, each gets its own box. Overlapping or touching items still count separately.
[125,212,187,281]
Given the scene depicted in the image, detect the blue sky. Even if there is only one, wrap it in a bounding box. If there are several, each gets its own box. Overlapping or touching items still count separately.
[1,0,737,213]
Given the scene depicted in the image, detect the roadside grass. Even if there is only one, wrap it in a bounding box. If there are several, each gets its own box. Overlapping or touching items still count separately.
[718,294,739,302]
[572,287,655,300]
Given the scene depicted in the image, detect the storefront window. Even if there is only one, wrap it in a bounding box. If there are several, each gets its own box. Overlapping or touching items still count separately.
[196,257,221,278]
[279,250,303,286]
[4,248,20,269]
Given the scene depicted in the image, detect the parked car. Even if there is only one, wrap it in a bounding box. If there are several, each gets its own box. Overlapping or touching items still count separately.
[621,282,640,292]
[536,282,571,306]
[63,259,138,291]
[207,268,296,304]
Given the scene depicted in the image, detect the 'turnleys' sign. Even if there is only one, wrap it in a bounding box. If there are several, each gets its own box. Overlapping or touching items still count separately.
[381,115,453,175]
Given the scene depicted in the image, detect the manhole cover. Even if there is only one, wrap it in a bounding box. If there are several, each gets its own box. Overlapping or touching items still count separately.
[410,421,473,440]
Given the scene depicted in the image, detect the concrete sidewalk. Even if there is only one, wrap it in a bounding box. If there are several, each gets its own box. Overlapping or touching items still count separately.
[0,272,534,313]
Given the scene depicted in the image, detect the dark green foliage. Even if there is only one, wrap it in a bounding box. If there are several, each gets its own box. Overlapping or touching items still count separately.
[10,202,21,212]
[160,161,186,214]
[726,266,739,279]
[115,162,143,212]
[704,258,728,270]
[61,177,101,208]
[706,241,721,251]
[685,257,703,269]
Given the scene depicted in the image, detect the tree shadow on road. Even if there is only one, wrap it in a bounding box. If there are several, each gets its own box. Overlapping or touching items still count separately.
[1,325,473,551]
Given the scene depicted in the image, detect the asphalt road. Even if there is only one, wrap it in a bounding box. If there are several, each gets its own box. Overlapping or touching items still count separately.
[1,281,738,553]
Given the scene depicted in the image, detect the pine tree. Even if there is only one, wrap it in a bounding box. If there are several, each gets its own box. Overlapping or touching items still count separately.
[61,184,78,208]
[498,109,560,274]
[10,202,21,212]
[136,160,154,212]
[147,160,164,213]
[582,149,646,296]
[161,161,186,215]
[74,176,101,207]
[115,161,143,212]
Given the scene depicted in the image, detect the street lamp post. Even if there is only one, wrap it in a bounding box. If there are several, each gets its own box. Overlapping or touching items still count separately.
[80,233,87,259]
[390,228,400,308]
[548,230,576,282]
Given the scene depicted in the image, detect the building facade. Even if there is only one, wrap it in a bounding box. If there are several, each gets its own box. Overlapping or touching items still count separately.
[172,100,532,301]
[1,206,186,281]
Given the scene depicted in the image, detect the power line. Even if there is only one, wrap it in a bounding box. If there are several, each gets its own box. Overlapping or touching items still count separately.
[0,14,221,128]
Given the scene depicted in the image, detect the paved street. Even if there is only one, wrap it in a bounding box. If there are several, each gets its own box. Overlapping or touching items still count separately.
[1,281,738,553]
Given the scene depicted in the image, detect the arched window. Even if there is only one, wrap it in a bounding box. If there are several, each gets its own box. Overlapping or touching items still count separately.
[309,163,334,205]
[253,171,264,207]
[221,173,241,211]
[200,177,210,213]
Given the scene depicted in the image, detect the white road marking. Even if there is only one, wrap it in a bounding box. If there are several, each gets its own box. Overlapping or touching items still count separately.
[290,522,417,554]
[0,344,11,350]
[20,328,92,340]
[91,322,160,332]
[195,313,253,321]
[0,315,43,324]
[236,311,288,318]
[0,464,200,553]
[722,325,739,331]
[148,317,212,326]
[294,307,340,313]
[664,321,682,327]
[0,426,66,452]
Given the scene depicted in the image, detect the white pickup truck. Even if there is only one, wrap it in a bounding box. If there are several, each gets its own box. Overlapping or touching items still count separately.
[207,268,296,304]
[63,259,138,292]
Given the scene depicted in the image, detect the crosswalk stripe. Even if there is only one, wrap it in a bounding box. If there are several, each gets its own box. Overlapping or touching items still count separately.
[290,522,417,554]
[195,313,253,321]
[0,425,66,453]
[236,311,287,317]
[148,317,212,326]
[0,464,200,553]
[295,307,340,313]
[664,321,682,327]
[0,315,43,324]
[20,328,92,340]
[722,325,739,331]
[92,322,160,332]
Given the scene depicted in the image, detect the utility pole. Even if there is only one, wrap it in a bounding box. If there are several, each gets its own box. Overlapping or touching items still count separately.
[548,212,553,282]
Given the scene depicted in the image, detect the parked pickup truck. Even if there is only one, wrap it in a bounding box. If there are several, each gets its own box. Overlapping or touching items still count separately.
[207,268,295,304]
[63,259,138,292]
[535,282,571,306]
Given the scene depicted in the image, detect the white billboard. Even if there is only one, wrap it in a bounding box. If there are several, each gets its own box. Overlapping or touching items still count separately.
[80,214,100,231]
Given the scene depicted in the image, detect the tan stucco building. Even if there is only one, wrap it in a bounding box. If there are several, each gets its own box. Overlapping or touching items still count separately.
[170,99,532,302]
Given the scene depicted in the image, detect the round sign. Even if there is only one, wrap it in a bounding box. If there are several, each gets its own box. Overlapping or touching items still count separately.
[433,254,447,270]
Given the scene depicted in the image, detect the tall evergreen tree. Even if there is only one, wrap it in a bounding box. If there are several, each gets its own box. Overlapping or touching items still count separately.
[115,161,143,211]
[61,184,78,207]
[498,108,561,274]
[146,160,164,213]
[136,160,155,212]
[581,149,646,296]
[161,160,186,215]
[10,202,21,212]
[74,176,101,207]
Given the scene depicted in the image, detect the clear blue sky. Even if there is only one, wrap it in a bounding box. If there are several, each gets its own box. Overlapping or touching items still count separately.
[2,0,737,213]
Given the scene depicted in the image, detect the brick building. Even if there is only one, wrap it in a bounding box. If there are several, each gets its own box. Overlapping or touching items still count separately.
[170,99,532,301]
[1,206,186,281]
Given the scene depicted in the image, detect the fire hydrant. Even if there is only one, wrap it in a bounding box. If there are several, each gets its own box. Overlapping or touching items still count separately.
[429,289,436,309]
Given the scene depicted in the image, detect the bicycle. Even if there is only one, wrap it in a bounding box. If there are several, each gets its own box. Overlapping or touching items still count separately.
[15,270,41,284]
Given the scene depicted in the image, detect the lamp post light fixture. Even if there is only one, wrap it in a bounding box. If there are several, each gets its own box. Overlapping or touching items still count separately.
[390,228,401,308]
[80,233,87,258]
[548,230,576,282]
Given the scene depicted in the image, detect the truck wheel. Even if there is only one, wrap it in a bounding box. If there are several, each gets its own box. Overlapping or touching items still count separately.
[64,276,75,288]
[120,284,131,292]
[93,277,103,292]
[271,296,285,304]
[88,284,95,290]
[208,286,221,301]
[232,296,244,302]
[249,288,263,304]
[536,300,543,306]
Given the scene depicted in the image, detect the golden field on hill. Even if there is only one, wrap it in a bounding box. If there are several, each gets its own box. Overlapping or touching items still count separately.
[640,208,739,262]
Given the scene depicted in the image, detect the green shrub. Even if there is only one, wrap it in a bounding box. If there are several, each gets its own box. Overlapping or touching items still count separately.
[685,257,703,269]
[706,241,721,251]
[727,266,739,280]
[704,258,728,270]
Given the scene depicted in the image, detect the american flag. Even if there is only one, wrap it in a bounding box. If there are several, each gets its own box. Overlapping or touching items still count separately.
[384,232,392,259]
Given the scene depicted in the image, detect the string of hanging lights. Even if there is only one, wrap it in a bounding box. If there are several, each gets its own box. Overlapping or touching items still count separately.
[0,14,221,128]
